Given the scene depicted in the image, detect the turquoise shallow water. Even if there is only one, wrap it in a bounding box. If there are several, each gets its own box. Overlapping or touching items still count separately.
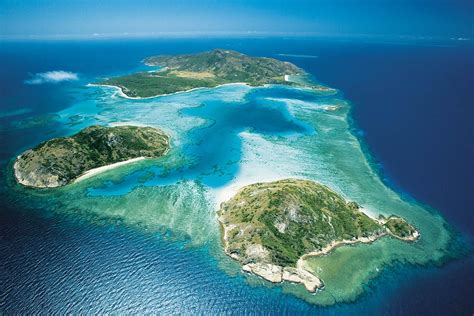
[4,78,455,305]
[0,39,471,314]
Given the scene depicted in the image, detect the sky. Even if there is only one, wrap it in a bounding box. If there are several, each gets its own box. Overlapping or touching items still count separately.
[0,0,473,39]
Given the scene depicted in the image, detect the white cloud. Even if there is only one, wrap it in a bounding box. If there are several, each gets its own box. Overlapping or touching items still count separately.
[25,70,79,85]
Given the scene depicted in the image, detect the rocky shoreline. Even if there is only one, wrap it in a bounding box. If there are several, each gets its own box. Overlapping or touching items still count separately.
[13,125,170,188]
[219,216,324,292]
[221,218,418,293]
[218,179,420,293]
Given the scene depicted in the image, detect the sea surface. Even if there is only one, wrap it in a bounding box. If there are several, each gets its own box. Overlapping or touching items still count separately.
[0,38,472,314]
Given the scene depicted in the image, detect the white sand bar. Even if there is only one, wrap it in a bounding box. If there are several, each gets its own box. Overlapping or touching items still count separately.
[74,157,146,183]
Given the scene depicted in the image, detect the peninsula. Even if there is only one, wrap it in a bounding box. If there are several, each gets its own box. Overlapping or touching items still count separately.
[218,179,419,292]
[98,49,306,98]
[14,125,169,188]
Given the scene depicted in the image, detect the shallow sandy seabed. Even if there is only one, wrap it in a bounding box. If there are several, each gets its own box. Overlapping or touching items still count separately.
[9,83,454,305]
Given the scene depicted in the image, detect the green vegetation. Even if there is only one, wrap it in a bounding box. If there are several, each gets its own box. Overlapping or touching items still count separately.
[101,71,222,98]
[219,179,418,268]
[99,49,305,98]
[14,125,169,188]
[383,216,418,240]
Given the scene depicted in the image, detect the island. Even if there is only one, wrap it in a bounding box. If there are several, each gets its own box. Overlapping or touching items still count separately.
[218,179,419,292]
[14,125,169,188]
[97,49,306,98]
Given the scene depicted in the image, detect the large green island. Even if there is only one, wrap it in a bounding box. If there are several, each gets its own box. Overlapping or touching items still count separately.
[98,49,307,98]
[218,179,419,292]
[14,125,169,188]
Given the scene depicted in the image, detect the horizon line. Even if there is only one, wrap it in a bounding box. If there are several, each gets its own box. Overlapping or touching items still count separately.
[0,31,471,42]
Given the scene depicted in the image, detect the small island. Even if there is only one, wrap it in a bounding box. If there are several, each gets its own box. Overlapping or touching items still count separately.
[218,179,419,292]
[98,49,306,98]
[14,125,169,188]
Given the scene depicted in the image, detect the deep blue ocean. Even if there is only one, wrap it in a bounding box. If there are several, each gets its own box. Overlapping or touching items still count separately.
[0,38,472,314]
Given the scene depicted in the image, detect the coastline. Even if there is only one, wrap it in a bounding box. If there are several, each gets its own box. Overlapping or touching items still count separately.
[213,131,303,209]
[73,134,170,183]
[1,41,467,313]
[73,157,146,183]
[219,215,397,293]
[218,215,324,292]
[217,173,419,292]
[297,232,387,264]
[13,126,171,188]
[87,82,251,100]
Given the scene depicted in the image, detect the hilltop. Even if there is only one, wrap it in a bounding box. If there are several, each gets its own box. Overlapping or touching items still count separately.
[14,125,169,188]
[98,49,305,98]
[218,179,419,292]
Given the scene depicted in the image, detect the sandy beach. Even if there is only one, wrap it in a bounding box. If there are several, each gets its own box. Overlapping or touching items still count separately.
[213,130,303,208]
[88,82,251,100]
[74,157,146,183]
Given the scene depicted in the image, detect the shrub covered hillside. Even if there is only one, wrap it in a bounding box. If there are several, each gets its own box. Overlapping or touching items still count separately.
[219,178,418,268]
[100,49,305,97]
[14,125,169,188]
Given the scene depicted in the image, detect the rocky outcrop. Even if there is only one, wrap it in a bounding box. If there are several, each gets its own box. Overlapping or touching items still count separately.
[241,262,323,292]
[14,152,66,187]
[218,178,419,293]
[14,125,169,188]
